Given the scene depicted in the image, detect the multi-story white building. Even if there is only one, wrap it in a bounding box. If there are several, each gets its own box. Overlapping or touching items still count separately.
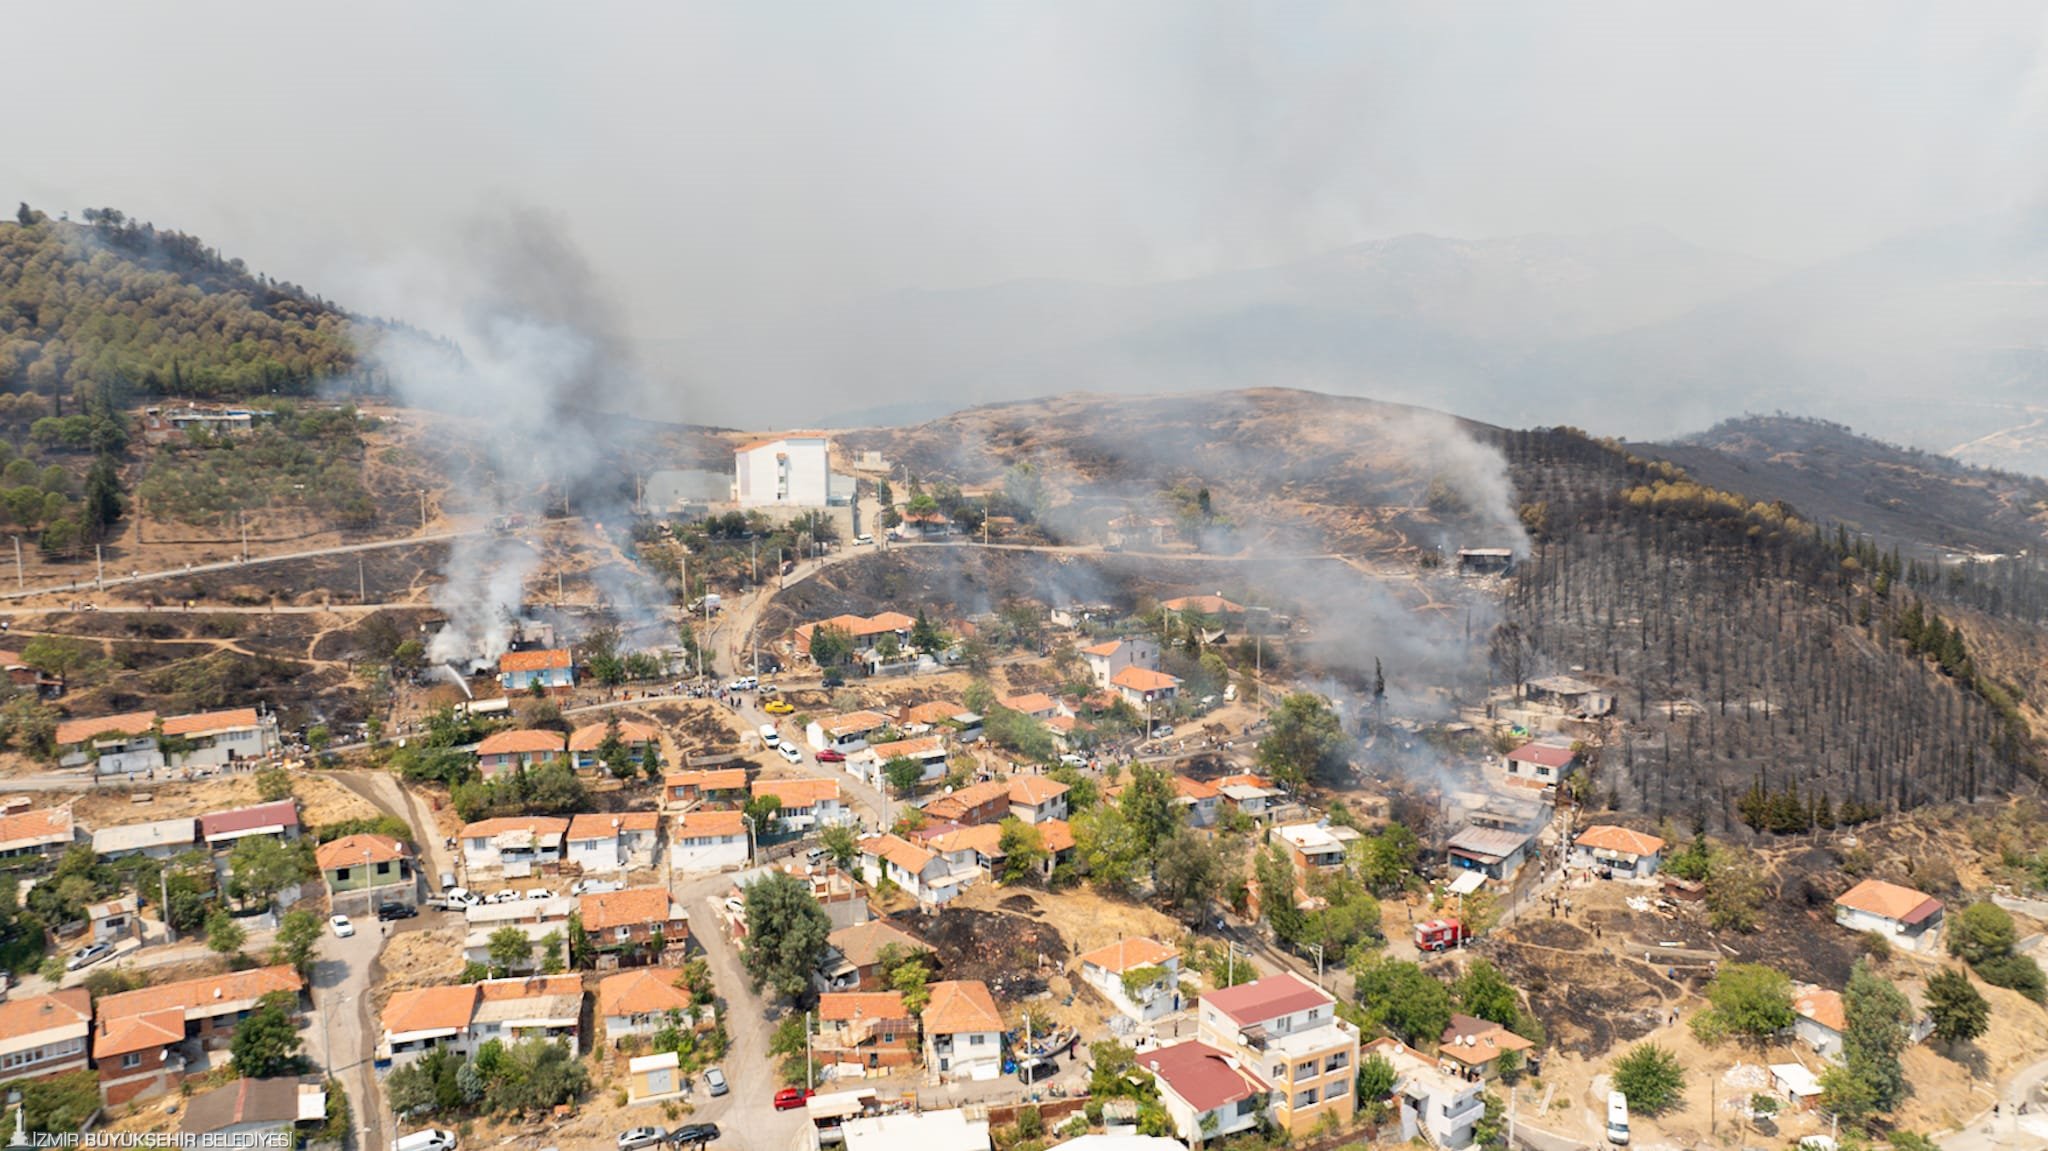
[1145,1040,1271,1143]
[1197,973,1359,1135]
[1361,1038,1487,1150]
[921,981,1004,1081]
[735,434,832,508]
[1080,637,1162,690]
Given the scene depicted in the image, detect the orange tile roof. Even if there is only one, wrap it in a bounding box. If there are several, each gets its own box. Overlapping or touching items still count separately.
[568,720,660,751]
[54,710,156,746]
[1111,667,1181,693]
[752,778,839,808]
[315,833,408,871]
[1574,825,1667,857]
[0,990,89,1044]
[1045,715,1079,734]
[567,812,660,839]
[1039,819,1075,854]
[1077,937,1177,974]
[665,768,748,792]
[1213,773,1274,791]
[159,707,260,737]
[677,810,746,838]
[1008,776,1069,806]
[1001,692,1057,714]
[475,974,583,1004]
[868,611,917,631]
[579,886,682,933]
[1080,640,1124,657]
[904,701,966,726]
[867,736,944,760]
[380,984,478,1036]
[924,823,1003,857]
[1437,1014,1535,1066]
[94,1007,186,1059]
[458,816,571,839]
[924,780,1009,822]
[598,969,695,1018]
[819,992,908,1022]
[819,710,894,736]
[476,728,568,756]
[1171,775,1220,800]
[922,980,1002,1035]
[1161,594,1243,615]
[1794,986,1846,1034]
[1836,879,1943,923]
[0,808,70,849]
[498,649,572,672]
[98,966,304,1028]
[860,834,936,875]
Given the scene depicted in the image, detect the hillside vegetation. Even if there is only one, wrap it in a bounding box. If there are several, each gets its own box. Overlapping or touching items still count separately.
[0,205,355,402]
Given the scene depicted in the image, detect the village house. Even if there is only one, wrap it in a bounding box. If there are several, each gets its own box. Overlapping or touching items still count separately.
[565,812,661,874]
[1362,1038,1487,1150]
[807,710,896,754]
[55,712,159,774]
[1008,776,1069,824]
[817,919,930,992]
[94,966,305,1105]
[0,807,75,863]
[858,834,973,909]
[735,433,834,508]
[1523,675,1610,717]
[1502,739,1576,789]
[662,768,749,810]
[91,817,197,861]
[1000,693,1063,721]
[1455,547,1515,576]
[1436,1013,1535,1083]
[1834,878,1945,954]
[598,968,713,1041]
[841,1108,988,1151]
[1197,973,1359,1134]
[900,701,981,742]
[1076,938,1182,1023]
[86,895,138,944]
[1792,986,1847,1062]
[316,834,416,913]
[1079,637,1162,690]
[1274,822,1356,885]
[567,719,661,772]
[1214,774,1283,822]
[1770,1063,1825,1112]
[1144,1040,1271,1143]
[794,612,916,660]
[817,991,920,1073]
[922,980,1004,1081]
[498,649,575,692]
[922,781,1011,827]
[58,708,283,777]
[1170,775,1221,827]
[916,820,1074,885]
[0,990,92,1082]
[178,1077,327,1149]
[474,729,568,780]
[458,816,570,874]
[1109,667,1182,709]
[1161,594,1245,621]
[848,736,948,789]
[379,975,583,1065]
[580,886,690,967]
[1570,825,1666,878]
[1444,826,1533,882]
[670,809,749,873]
[751,778,852,833]
[199,801,300,849]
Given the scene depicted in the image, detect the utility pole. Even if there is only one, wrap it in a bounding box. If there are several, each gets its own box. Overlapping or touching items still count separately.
[358,556,366,602]
[750,539,757,585]
[11,537,19,590]
[1308,943,1325,990]
[95,544,103,590]
[805,1010,814,1091]
[418,489,427,529]
[160,867,174,943]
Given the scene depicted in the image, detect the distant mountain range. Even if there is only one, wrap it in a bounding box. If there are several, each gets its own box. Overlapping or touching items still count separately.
[650,211,2048,477]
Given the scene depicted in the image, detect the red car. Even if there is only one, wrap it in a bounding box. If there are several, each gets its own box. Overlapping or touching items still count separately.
[815,749,846,763]
[773,1087,812,1111]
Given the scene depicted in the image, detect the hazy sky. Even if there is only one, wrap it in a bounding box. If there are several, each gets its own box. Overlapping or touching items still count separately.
[6,2,2048,370]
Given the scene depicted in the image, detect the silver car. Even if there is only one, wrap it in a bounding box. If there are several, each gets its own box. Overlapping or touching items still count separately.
[703,1067,727,1097]
[617,1128,667,1151]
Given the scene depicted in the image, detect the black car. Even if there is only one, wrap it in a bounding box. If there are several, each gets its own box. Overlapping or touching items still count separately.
[376,902,419,921]
[667,1125,720,1147]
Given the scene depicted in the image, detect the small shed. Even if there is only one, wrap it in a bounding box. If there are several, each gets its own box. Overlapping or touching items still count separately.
[1770,1063,1824,1111]
[626,1050,686,1104]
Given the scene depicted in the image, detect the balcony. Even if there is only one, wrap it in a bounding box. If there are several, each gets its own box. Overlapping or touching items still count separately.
[1441,1093,1485,1126]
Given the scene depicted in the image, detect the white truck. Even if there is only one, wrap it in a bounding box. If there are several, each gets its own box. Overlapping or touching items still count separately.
[394,1130,458,1151]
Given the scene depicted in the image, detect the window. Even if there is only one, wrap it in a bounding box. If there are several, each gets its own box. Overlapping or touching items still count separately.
[1295,1089,1319,1108]
[336,867,351,881]
[1296,1061,1316,1081]
[1308,1008,1320,1020]
[970,1034,986,1046]
[120,1053,141,1069]
[376,861,391,875]
[1325,1077,1349,1098]
[616,927,632,940]
[1325,1052,1349,1073]
[1236,1098,1259,1117]
[1271,1064,1285,1081]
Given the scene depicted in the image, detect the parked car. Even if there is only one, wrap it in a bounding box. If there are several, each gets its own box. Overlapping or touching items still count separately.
[443,887,479,908]
[524,889,556,901]
[376,902,418,921]
[392,1129,457,1151]
[1058,753,1088,767]
[485,889,522,905]
[330,915,355,938]
[854,534,874,545]
[756,684,779,696]
[668,1125,720,1146]
[571,878,624,896]
[816,749,846,763]
[763,700,794,715]
[722,897,745,918]
[777,742,802,764]
[616,1128,667,1151]
[438,871,458,892]
[757,725,780,747]
[773,1086,812,1110]
[66,942,113,971]
[703,1067,728,1097]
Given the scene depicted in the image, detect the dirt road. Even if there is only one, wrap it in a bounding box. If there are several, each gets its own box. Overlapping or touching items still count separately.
[0,527,483,603]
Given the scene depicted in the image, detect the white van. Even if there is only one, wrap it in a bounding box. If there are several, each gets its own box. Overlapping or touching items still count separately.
[758,724,780,747]
[1606,1091,1629,1145]
[393,1130,458,1151]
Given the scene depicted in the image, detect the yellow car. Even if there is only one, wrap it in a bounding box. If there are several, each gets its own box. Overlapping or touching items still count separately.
[763,700,795,715]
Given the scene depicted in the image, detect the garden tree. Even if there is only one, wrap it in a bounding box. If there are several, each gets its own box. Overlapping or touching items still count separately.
[1702,855,1766,932]
[1048,765,1099,812]
[1822,961,1912,1119]
[488,925,536,975]
[1073,805,1146,895]
[1297,870,1383,965]
[882,756,925,797]
[1948,902,2017,966]
[1700,963,1796,1043]
[741,871,832,999]
[229,992,306,1079]
[1473,1092,1508,1151]
[482,1037,590,1114]
[567,914,592,970]
[910,609,946,653]
[272,909,322,976]
[770,1013,818,1086]
[0,695,58,758]
[1923,966,1989,1047]
[1495,1048,1526,1085]
[1253,843,1304,944]
[1976,952,2048,1002]
[819,824,861,869]
[205,909,246,956]
[1352,956,1452,1048]
[227,834,309,910]
[1257,693,1350,791]
[808,625,854,668]
[743,795,785,839]
[595,715,627,778]
[876,943,935,1012]
[385,1049,459,1115]
[997,818,1048,884]
[1358,1051,1398,1105]
[873,632,902,662]
[1353,823,1420,895]
[1117,764,1179,855]
[1454,959,1521,1029]
[1153,827,1237,922]
[1611,1043,1685,1115]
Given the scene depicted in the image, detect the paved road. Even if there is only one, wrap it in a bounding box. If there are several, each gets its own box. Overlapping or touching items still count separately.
[306,920,385,1151]
[0,527,483,603]
[1938,1053,2048,1151]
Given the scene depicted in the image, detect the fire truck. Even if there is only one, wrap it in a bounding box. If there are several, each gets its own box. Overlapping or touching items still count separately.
[1414,918,1470,952]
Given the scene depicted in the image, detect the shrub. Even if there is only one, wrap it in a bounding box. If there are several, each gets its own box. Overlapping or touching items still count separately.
[1611,1043,1685,1116]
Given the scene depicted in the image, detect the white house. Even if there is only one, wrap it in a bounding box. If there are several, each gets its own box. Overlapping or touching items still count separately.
[1361,1038,1486,1150]
[92,817,197,861]
[751,779,852,833]
[1144,1040,1270,1143]
[379,976,583,1065]
[57,707,282,776]
[858,834,972,909]
[1792,985,1846,1062]
[735,434,833,508]
[564,812,661,874]
[922,981,1004,1081]
[1007,776,1070,825]
[1833,879,1945,954]
[807,711,894,754]
[1080,637,1162,690]
[1110,667,1181,708]
[1076,937,1182,1023]
[459,817,569,874]
[848,736,948,789]
[1169,776,1221,828]
[1570,826,1666,878]
[670,810,749,873]
[598,968,713,1040]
